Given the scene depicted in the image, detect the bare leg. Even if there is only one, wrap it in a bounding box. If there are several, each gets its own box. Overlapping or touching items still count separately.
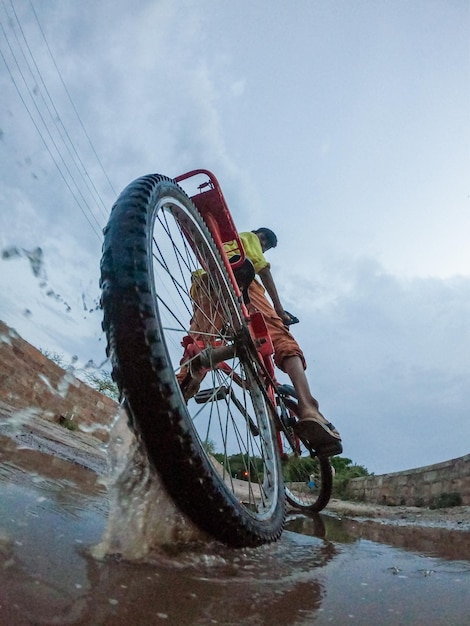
[282,355,342,454]
[282,356,322,420]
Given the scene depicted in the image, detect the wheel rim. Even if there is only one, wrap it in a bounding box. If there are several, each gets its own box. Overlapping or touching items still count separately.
[281,431,332,510]
[149,196,281,521]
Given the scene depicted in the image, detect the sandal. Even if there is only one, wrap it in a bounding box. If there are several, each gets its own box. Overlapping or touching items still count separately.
[294,417,343,456]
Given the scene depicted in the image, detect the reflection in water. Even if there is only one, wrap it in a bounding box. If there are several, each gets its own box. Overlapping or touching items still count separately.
[0,436,106,625]
[0,443,331,624]
[0,421,333,625]
[284,512,328,539]
[321,513,470,562]
[286,508,470,563]
[77,539,332,626]
[1,420,470,625]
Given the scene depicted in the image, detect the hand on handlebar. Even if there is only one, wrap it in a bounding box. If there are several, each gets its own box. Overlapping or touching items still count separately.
[282,310,299,326]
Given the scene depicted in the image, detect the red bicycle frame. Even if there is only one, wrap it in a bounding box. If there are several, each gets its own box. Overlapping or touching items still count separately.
[175,169,292,451]
[175,169,274,358]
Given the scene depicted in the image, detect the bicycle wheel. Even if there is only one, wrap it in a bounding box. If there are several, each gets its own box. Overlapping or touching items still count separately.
[100,174,285,546]
[276,389,333,512]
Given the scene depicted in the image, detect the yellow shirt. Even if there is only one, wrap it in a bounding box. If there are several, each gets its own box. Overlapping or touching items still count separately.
[238,231,270,275]
[192,231,270,288]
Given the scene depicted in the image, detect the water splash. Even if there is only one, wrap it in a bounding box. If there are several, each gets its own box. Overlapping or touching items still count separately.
[2,245,72,313]
[0,332,13,346]
[0,406,42,432]
[2,245,46,279]
[91,407,206,561]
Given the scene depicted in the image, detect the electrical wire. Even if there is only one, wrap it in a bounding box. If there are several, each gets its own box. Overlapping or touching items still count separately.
[27,0,117,199]
[0,28,103,241]
[8,0,110,221]
[0,2,117,241]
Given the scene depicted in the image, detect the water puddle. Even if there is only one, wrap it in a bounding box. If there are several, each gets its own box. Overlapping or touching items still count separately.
[0,435,106,625]
[1,422,469,625]
[285,511,470,562]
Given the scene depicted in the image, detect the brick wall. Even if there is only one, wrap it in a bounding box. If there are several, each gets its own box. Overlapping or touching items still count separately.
[0,320,206,547]
[343,454,470,507]
[0,320,117,440]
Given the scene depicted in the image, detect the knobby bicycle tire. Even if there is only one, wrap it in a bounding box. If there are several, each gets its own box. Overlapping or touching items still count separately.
[100,174,285,547]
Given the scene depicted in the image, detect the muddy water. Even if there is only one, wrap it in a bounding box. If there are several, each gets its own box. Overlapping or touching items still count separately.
[1,429,470,625]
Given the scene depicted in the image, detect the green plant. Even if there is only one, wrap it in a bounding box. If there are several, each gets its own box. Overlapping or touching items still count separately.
[282,455,318,483]
[40,349,67,368]
[58,412,78,431]
[331,457,369,498]
[84,369,119,400]
[430,492,462,509]
[202,439,217,455]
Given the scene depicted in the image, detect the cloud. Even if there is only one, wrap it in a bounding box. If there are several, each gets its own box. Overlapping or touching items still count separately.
[230,79,246,97]
[0,0,468,479]
[279,258,470,473]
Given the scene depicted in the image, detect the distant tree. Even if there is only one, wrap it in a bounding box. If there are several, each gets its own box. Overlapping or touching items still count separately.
[84,369,119,400]
[282,455,318,482]
[40,347,119,400]
[331,456,369,497]
[40,349,67,368]
[221,452,265,481]
[212,452,225,465]
[177,445,370,491]
[331,456,369,476]
[202,438,217,455]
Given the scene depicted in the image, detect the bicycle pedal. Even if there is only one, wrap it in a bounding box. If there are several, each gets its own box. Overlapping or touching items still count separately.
[277,383,297,398]
[194,386,228,404]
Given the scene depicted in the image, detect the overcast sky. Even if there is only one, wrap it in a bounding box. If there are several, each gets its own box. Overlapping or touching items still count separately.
[0,0,469,475]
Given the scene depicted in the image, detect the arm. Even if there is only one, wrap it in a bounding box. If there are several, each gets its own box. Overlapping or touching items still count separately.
[258,266,293,325]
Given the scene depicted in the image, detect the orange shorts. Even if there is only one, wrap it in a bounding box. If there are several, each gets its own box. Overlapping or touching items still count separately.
[246,280,306,372]
[184,274,306,373]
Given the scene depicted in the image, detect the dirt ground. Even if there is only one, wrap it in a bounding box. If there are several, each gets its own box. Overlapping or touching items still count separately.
[324,497,470,531]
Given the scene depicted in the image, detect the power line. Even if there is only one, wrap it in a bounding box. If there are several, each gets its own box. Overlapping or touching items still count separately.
[8,0,110,221]
[0,2,118,240]
[28,0,117,198]
[0,20,103,241]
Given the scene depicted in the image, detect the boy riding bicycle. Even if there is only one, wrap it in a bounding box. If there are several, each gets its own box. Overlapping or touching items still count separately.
[179,227,342,457]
